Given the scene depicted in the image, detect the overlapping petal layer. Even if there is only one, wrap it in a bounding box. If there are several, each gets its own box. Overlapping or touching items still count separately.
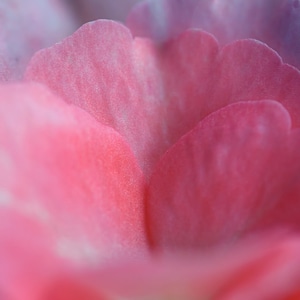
[0,83,146,299]
[147,100,300,251]
[26,20,300,177]
[127,0,300,68]
[0,1,299,298]
[43,236,300,299]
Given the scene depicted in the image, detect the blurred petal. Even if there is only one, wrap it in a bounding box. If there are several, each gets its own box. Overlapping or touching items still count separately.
[43,235,300,300]
[127,0,300,68]
[147,100,300,251]
[43,278,107,300]
[0,83,147,298]
[248,131,300,234]
[26,22,300,177]
[0,0,76,81]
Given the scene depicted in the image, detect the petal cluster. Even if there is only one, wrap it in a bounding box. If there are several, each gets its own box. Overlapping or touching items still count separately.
[24,19,300,255]
[0,1,300,299]
[26,21,300,175]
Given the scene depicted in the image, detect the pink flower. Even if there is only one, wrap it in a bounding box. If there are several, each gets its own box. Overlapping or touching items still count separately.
[1,1,300,299]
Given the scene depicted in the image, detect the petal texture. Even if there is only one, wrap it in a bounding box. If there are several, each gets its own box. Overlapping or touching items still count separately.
[147,100,300,251]
[26,21,300,177]
[26,21,218,176]
[0,83,146,299]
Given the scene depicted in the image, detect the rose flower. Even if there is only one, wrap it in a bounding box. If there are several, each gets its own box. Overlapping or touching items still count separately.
[0,0,300,299]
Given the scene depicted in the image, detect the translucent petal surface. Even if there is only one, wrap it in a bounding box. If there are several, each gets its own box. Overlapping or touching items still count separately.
[26,21,300,177]
[43,236,300,300]
[0,83,147,299]
[147,101,300,251]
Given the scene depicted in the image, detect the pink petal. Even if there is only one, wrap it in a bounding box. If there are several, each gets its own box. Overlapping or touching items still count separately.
[127,0,300,68]
[147,100,300,251]
[0,211,70,300]
[0,83,147,299]
[25,21,218,176]
[42,278,107,300]
[0,0,76,81]
[211,39,300,127]
[247,131,300,234]
[26,21,300,177]
[43,235,300,299]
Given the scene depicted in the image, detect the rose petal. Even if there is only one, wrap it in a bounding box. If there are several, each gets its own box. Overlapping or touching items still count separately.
[0,210,70,300]
[25,21,219,176]
[43,278,107,300]
[43,235,300,300]
[0,83,147,298]
[147,100,300,251]
[26,22,300,177]
[247,130,300,234]
[0,0,77,81]
[211,39,300,127]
